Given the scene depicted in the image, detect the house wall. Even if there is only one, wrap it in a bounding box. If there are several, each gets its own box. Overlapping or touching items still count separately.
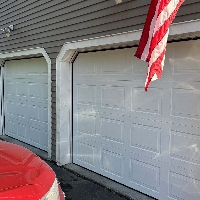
[0,0,200,160]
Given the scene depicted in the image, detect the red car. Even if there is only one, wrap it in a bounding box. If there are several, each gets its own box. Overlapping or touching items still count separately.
[0,140,65,199]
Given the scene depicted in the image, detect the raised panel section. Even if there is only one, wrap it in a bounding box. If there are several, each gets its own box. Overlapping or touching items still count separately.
[28,105,39,121]
[101,51,125,74]
[29,83,42,99]
[18,123,26,139]
[17,103,26,118]
[100,118,124,143]
[130,159,160,192]
[16,82,27,97]
[6,120,15,136]
[170,131,200,164]
[5,82,15,96]
[101,86,125,109]
[77,113,96,136]
[6,102,16,115]
[101,149,123,177]
[77,54,96,75]
[131,124,160,154]
[77,142,95,167]
[172,89,200,119]
[77,84,96,105]
[131,88,162,114]
[169,172,200,200]
[172,46,200,74]
[29,126,40,144]
[43,83,48,100]
[132,56,148,75]
[42,107,48,124]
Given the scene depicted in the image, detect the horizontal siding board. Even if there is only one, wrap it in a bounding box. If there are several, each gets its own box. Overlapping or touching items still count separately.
[52,93,56,98]
[1,2,200,52]
[0,16,146,49]
[1,5,200,50]
[176,2,200,16]
[1,1,41,21]
[8,4,148,40]
[0,0,82,25]
[8,0,144,31]
[52,97,56,103]
[3,0,147,41]
[52,134,56,142]
[52,123,56,131]
[0,0,27,12]
[1,0,198,28]
[52,75,56,81]
[174,12,200,23]
[51,108,56,114]
[1,0,107,26]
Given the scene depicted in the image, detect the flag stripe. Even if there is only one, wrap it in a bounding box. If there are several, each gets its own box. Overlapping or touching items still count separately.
[154,0,179,35]
[145,29,169,90]
[145,49,166,91]
[135,0,185,91]
[147,0,185,62]
[134,0,159,61]
[141,1,160,61]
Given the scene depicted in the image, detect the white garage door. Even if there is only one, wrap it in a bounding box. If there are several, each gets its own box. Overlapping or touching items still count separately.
[4,58,48,151]
[73,40,200,200]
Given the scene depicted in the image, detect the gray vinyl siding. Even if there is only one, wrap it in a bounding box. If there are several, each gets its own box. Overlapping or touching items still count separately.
[0,0,200,160]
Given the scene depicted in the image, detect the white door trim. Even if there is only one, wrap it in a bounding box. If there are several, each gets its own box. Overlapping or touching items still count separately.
[0,48,52,158]
[56,19,200,165]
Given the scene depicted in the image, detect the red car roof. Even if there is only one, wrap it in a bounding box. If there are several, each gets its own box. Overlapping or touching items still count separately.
[0,140,55,199]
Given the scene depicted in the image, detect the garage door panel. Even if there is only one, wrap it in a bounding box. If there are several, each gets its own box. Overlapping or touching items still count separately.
[130,158,160,192]
[73,42,200,199]
[74,141,97,168]
[100,117,124,144]
[28,126,40,144]
[169,172,200,200]
[17,103,27,118]
[17,123,27,139]
[4,58,48,151]
[171,117,200,136]
[74,135,162,199]
[131,87,163,115]
[77,84,96,106]
[170,131,200,166]
[130,124,161,154]
[6,119,16,136]
[168,164,200,200]
[77,112,96,136]
[28,82,42,99]
[101,85,125,109]
[74,110,125,144]
[172,88,200,119]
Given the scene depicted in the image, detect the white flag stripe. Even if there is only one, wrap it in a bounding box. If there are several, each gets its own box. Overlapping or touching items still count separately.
[154,0,181,35]
[135,0,184,91]
[141,1,161,61]
[149,29,169,67]
[145,29,169,87]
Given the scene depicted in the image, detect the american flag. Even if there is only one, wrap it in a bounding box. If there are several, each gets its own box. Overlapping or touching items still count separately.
[135,0,185,91]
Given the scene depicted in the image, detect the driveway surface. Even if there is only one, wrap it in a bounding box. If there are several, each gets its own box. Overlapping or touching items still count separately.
[46,160,129,200]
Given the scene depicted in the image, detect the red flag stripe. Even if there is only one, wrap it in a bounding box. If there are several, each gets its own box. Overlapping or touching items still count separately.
[134,0,185,91]
[147,0,185,62]
[145,29,169,90]
[145,49,166,91]
[134,0,160,61]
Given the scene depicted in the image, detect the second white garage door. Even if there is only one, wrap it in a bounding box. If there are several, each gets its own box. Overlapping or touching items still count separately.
[73,40,200,200]
[4,58,48,151]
